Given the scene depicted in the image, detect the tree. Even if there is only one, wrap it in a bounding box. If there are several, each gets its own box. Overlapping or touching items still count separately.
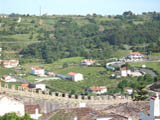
[63,62,68,68]
[0,113,33,120]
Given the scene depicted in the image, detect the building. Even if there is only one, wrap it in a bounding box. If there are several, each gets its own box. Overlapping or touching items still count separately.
[1,75,17,82]
[120,67,131,77]
[46,72,56,77]
[36,84,46,91]
[25,104,41,120]
[2,60,19,68]
[0,96,25,116]
[88,86,107,94]
[140,93,160,120]
[127,52,144,61]
[0,47,2,52]
[68,72,84,82]
[30,67,45,76]
[81,59,95,66]
[125,88,133,95]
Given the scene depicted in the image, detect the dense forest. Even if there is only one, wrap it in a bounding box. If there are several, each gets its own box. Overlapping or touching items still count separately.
[1,11,160,63]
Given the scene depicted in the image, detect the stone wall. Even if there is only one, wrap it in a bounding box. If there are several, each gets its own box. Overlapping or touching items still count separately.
[0,83,132,102]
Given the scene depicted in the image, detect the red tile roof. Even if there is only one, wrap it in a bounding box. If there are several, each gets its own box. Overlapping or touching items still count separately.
[68,72,78,76]
[21,84,29,88]
[131,52,141,55]
[3,75,9,78]
[32,67,43,70]
[89,86,106,91]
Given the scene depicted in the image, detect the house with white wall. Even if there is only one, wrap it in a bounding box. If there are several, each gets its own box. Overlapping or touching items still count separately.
[25,104,42,120]
[36,84,46,91]
[1,75,17,82]
[81,59,95,66]
[68,72,84,82]
[120,67,131,77]
[30,67,45,76]
[127,52,144,61]
[0,96,25,116]
[125,88,133,95]
[2,60,19,68]
[140,93,160,120]
[88,86,107,94]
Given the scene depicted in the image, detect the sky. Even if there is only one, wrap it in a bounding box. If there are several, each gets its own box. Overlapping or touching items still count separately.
[0,0,160,15]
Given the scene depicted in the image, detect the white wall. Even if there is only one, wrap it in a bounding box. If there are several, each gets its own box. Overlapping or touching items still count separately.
[0,97,24,116]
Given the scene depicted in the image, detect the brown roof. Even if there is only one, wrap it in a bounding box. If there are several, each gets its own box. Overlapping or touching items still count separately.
[25,104,41,114]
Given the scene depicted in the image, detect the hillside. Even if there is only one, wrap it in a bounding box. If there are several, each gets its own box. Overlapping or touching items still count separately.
[0,12,160,63]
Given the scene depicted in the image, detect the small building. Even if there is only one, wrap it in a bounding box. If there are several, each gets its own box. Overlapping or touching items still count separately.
[0,96,25,116]
[30,67,45,76]
[120,67,131,77]
[35,84,46,91]
[46,72,56,77]
[140,93,160,120]
[81,59,95,66]
[68,72,84,82]
[88,86,107,94]
[2,60,19,68]
[125,88,133,95]
[25,104,41,120]
[127,52,144,61]
[1,75,17,82]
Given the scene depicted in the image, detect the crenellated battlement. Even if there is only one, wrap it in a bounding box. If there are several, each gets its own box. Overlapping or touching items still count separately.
[0,82,132,104]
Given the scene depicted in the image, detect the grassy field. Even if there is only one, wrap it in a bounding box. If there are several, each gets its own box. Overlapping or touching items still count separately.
[43,65,119,94]
[129,62,160,74]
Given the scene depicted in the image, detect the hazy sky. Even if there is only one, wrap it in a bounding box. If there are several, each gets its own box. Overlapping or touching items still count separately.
[0,0,160,15]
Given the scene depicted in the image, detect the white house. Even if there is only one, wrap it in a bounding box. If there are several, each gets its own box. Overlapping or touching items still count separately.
[30,67,45,76]
[0,47,2,52]
[120,67,131,77]
[25,104,42,120]
[81,59,95,66]
[125,88,133,95]
[36,84,46,91]
[1,75,17,82]
[88,86,107,94]
[2,60,19,68]
[0,96,25,116]
[68,72,84,82]
[127,52,144,61]
[140,93,160,120]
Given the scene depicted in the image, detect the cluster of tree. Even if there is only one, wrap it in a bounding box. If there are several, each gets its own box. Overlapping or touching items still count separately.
[117,74,157,101]
[8,12,159,62]
[0,113,33,120]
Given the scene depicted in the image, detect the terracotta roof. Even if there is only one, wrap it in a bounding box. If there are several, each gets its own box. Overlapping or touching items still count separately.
[131,52,141,55]
[82,59,94,63]
[68,72,79,76]
[89,86,107,91]
[25,104,41,114]
[32,67,43,70]
[21,84,29,88]
[3,75,9,78]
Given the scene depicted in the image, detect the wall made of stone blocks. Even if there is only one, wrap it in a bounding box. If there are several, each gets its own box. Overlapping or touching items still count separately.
[0,83,132,102]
